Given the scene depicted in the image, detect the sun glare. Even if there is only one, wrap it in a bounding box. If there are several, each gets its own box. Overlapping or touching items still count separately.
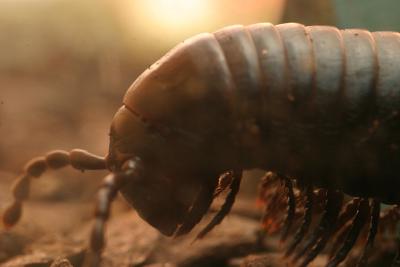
[117,0,286,54]
[139,0,211,30]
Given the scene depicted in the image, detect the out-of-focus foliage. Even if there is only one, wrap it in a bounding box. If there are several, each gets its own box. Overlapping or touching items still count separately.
[281,0,336,25]
[335,0,400,31]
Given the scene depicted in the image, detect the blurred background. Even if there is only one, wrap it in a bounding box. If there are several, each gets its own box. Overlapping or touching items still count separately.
[0,0,400,265]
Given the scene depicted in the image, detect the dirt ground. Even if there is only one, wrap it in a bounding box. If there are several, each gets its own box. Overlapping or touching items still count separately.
[0,173,397,267]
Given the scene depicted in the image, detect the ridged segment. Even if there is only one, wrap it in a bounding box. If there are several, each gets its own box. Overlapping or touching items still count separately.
[373,32,400,115]
[275,23,315,103]
[213,25,263,118]
[273,23,316,167]
[246,23,289,147]
[307,26,344,136]
[210,23,400,195]
[246,23,288,101]
[307,26,344,109]
[341,29,378,126]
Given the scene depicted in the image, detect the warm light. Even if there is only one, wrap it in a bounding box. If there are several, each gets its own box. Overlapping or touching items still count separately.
[138,0,211,30]
[114,0,287,56]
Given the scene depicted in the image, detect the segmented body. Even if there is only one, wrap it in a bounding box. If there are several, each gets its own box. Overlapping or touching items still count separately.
[115,22,400,203]
[109,22,400,267]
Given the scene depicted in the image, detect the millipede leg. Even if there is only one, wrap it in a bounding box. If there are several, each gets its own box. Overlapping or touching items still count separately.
[329,222,352,260]
[291,189,328,262]
[285,186,313,257]
[195,170,243,240]
[2,149,107,228]
[261,193,284,233]
[258,172,279,201]
[280,175,296,243]
[326,198,370,267]
[329,198,361,258]
[334,198,361,234]
[294,190,343,266]
[313,188,329,214]
[214,171,234,198]
[257,172,280,212]
[259,173,287,234]
[379,205,400,234]
[174,176,218,236]
[357,199,380,267]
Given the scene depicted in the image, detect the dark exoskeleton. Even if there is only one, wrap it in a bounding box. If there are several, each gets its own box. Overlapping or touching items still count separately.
[2,23,400,267]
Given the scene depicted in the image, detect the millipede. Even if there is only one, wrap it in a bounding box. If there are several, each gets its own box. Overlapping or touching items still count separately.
[2,22,400,267]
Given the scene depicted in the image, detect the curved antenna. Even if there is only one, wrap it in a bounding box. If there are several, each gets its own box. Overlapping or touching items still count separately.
[2,149,107,228]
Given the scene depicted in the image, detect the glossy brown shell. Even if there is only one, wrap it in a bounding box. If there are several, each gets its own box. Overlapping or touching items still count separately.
[110,23,400,203]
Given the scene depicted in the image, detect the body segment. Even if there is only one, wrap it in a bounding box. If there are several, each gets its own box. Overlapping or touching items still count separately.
[111,23,400,203]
